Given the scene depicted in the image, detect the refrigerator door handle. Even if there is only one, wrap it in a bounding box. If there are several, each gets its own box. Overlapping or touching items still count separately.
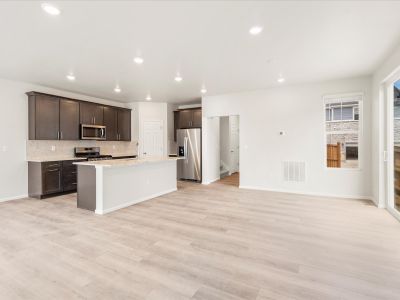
[184,136,188,163]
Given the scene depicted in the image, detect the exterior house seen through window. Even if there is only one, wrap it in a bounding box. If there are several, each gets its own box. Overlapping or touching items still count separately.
[325,94,362,169]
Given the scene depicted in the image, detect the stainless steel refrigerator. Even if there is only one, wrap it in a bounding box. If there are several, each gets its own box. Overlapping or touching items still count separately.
[177,128,202,181]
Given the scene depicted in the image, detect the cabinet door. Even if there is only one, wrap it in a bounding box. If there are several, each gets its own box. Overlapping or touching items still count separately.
[42,163,62,195]
[60,99,79,140]
[191,109,202,128]
[80,102,94,125]
[177,110,192,128]
[117,109,131,141]
[35,94,60,140]
[93,104,104,125]
[103,106,118,141]
[62,161,77,192]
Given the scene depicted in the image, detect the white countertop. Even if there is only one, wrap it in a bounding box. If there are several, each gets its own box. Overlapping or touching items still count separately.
[27,157,87,163]
[26,154,137,163]
[74,157,181,168]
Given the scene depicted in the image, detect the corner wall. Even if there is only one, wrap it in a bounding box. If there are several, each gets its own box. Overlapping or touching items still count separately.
[202,76,372,199]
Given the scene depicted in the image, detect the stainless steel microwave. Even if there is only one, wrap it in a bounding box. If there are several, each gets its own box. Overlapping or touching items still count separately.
[80,124,106,140]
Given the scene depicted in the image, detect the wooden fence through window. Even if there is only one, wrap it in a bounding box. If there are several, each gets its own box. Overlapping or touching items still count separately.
[327,142,341,168]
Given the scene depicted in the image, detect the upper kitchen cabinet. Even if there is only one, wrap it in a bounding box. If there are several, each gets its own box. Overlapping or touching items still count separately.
[27,91,130,141]
[28,92,80,140]
[103,106,118,141]
[80,102,104,125]
[117,108,131,141]
[59,98,80,140]
[28,92,60,140]
[176,108,202,129]
[191,109,202,128]
[103,107,131,141]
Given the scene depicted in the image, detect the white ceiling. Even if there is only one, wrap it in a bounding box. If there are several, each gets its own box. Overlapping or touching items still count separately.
[0,1,400,104]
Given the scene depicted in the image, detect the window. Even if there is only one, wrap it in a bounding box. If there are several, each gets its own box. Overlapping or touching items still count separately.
[324,94,362,169]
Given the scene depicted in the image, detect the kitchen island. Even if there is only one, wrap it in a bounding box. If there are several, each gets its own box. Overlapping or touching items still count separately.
[74,157,178,214]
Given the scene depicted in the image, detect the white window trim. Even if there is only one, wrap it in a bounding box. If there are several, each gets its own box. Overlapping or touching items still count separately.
[323,92,363,171]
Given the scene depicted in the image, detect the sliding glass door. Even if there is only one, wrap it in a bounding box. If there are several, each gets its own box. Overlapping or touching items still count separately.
[393,80,400,212]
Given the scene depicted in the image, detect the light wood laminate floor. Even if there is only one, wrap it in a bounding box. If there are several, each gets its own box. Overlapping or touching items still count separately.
[1,181,400,299]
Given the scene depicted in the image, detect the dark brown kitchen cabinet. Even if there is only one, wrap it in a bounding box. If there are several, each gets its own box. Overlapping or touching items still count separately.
[103,107,131,141]
[62,160,78,192]
[28,93,60,140]
[175,108,202,130]
[59,98,80,140]
[192,109,202,128]
[117,109,131,141]
[43,162,62,195]
[103,106,118,141]
[80,102,104,125]
[27,91,131,141]
[177,110,193,128]
[28,160,79,199]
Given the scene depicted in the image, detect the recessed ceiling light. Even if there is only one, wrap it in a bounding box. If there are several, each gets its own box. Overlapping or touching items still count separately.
[146,95,152,101]
[277,77,285,83]
[133,57,144,64]
[41,3,61,15]
[200,87,207,94]
[66,74,75,81]
[174,74,183,82]
[249,26,263,35]
[114,86,121,93]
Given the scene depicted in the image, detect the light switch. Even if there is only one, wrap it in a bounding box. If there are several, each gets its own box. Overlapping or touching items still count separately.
[51,145,56,151]
[2,146,7,152]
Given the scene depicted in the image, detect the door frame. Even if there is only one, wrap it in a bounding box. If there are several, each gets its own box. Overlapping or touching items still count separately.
[385,76,400,221]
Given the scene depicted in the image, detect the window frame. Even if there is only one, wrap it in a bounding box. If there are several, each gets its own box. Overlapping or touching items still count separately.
[323,92,363,171]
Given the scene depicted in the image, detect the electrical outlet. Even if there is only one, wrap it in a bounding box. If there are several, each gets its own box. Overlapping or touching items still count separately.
[51,145,56,151]
[2,146,7,152]
[112,145,116,150]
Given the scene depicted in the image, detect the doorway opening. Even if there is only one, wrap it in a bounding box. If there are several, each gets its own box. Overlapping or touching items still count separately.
[218,115,240,187]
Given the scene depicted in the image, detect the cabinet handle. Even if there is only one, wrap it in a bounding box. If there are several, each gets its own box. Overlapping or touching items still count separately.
[72,183,77,185]
[94,117,96,124]
[57,131,60,140]
[47,169,59,172]
[60,131,63,140]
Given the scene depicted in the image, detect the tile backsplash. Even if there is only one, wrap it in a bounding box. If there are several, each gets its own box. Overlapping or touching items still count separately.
[26,140,138,160]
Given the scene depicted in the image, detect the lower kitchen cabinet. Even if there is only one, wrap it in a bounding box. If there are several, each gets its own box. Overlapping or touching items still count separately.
[28,160,79,199]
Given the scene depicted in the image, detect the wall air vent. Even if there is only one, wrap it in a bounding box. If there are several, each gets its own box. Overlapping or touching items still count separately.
[283,161,306,183]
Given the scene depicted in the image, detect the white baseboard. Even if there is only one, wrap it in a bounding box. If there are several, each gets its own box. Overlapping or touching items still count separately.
[0,194,28,203]
[387,207,400,221]
[95,188,177,215]
[238,185,372,201]
[202,177,220,185]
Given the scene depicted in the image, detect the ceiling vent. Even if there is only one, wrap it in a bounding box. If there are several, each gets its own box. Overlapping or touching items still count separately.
[283,161,306,183]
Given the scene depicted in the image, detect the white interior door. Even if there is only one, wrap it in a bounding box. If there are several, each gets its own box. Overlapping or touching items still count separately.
[142,120,164,158]
[229,116,239,173]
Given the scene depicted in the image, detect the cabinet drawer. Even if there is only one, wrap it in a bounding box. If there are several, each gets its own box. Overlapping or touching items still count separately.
[42,161,61,170]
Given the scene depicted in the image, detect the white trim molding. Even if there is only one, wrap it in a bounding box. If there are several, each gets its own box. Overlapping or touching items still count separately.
[0,194,28,203]
[239,185,373,201]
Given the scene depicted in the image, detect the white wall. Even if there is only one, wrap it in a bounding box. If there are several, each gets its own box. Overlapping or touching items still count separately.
[167,103,179,155]
[202,76,372,198]
[0,77,130,201]
[202,117,220,184]
[372,44,400,207]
